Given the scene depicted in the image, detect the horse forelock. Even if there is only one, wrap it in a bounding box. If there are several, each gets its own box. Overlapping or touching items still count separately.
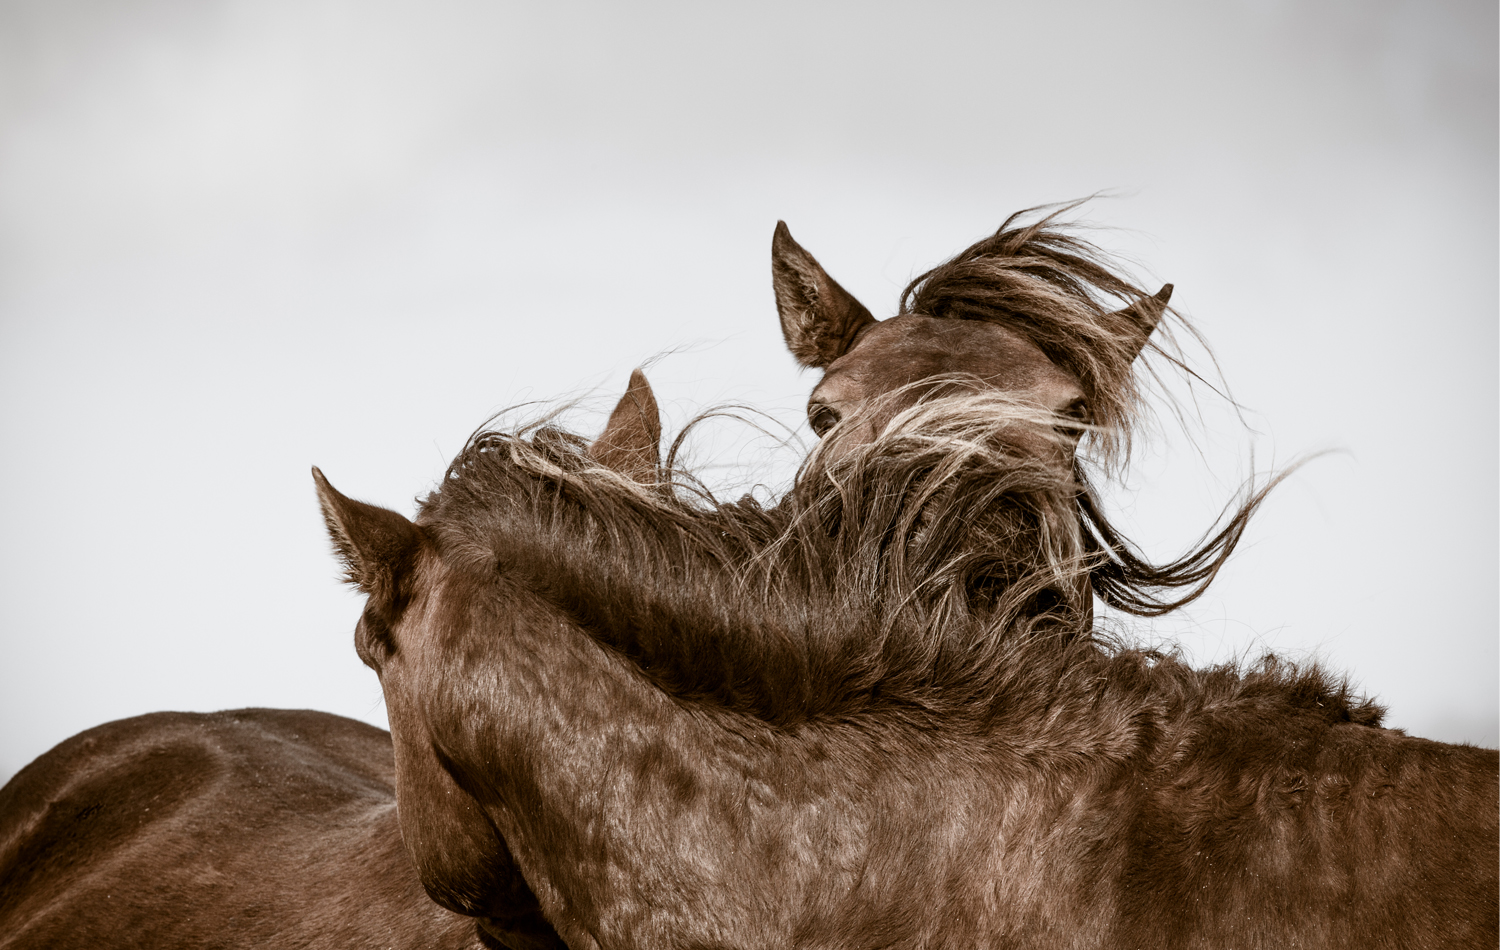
[899,202,1178,468]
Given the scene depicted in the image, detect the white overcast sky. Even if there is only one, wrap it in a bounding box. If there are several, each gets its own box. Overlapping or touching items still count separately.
[1,0,1495,782]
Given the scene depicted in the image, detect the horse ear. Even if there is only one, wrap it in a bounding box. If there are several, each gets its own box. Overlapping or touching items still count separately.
[1107,283,1172,362]
[772,221,876,368]
[312,467,420,595]
[587,368,662,483]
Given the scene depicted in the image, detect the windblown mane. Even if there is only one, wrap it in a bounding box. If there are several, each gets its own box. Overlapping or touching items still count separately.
[900,201,1171,462]
[901,203,1281,616]
[421,395,1373,734]
[426,395,1094,726]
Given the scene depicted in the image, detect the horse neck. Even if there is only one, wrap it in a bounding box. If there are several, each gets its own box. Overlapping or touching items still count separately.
[408,558,1147,947]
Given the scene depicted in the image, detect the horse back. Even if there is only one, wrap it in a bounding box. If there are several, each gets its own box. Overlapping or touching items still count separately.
[1117,716,1499,948]
[0,708,486,950]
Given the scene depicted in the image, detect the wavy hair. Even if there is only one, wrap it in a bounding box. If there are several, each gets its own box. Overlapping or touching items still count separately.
[424,392,1321,728]
[893,201,1279,617]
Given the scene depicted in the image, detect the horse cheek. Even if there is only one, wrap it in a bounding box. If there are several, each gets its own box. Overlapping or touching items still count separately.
[385,690,511,918]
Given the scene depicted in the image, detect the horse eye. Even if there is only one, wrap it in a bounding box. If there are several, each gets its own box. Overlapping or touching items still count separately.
[808,404,842,437]
[1056,399,1091,440]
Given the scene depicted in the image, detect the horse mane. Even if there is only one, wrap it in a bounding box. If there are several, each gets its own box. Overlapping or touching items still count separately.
[900,200,1170,464]
[426,394,1097,726]
[901,202,1283,617]
[421,394,1377,735]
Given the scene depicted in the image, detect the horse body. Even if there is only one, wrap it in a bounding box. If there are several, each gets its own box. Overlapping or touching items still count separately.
[0,708,556,950]
[315,406,1498,949]
[5,208,1495,947]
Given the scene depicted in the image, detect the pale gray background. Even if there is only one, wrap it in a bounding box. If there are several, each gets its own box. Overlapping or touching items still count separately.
[2,0,1495,784]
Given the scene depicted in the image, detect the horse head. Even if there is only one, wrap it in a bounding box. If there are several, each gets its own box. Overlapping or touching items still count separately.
[311,373,663,943]
[772,210,1171,469]
[769,209,1288,619]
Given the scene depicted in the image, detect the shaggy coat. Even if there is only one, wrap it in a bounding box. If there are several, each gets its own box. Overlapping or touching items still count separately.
[315,398,1499,950]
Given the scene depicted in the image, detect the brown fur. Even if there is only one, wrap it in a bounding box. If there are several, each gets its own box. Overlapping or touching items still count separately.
[897,205,1172,459]
[775,206,1274,616]
[0,379,674,950]
[0,709,554,950]
[314,399,1498,949]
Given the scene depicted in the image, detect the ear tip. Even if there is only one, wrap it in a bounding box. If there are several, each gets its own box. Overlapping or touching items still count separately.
[311,466,341,503]
[1157,283,1174,301]
[624,368,659,414]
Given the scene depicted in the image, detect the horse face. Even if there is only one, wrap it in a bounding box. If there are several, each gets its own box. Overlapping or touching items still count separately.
[772,221,1165,465]
[313,469,518,918]
[806,315,1089,462]
[310,373,667,923]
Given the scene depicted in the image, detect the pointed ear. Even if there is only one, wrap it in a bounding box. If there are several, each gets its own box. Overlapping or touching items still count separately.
[586,368,661,483]
[312,467,420,596]
[772,221,877,368]
[1106,283,1172,362]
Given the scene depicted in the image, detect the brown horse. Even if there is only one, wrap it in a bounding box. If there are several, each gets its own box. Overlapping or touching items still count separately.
[772,204,1265,616]
[771,208,1168,463]
[0,376,663,950]
[311,382,1498,949]
[0,709,534,949]
[298,209,1491,947]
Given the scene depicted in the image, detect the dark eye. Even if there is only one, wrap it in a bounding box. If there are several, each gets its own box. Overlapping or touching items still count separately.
[808,403,842,437]
[1057,399,1091,439]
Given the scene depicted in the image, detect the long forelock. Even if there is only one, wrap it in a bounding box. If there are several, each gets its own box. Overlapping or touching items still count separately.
[900,202,1182,469]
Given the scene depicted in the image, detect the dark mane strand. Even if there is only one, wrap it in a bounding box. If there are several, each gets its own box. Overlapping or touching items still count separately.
[896,202,1292,619]
[1076,461,1299,617]
[426,396,1098,727]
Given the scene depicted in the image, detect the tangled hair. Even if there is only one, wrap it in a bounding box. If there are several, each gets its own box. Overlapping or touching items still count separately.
[426,393,1102,726]
[900,200,1189,466]
[886,201,1281,617]
[423,394,1375,733]
[1077,461,1292,617]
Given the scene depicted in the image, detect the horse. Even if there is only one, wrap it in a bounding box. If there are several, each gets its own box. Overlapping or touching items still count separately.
[0,709,534,949]
[770,203,1267,616]
[304,208,1488,948]
[0,376,664,950]
[310,377,1499,948]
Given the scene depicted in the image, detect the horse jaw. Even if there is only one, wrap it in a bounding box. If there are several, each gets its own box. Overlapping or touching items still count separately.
[313,469,559,936]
